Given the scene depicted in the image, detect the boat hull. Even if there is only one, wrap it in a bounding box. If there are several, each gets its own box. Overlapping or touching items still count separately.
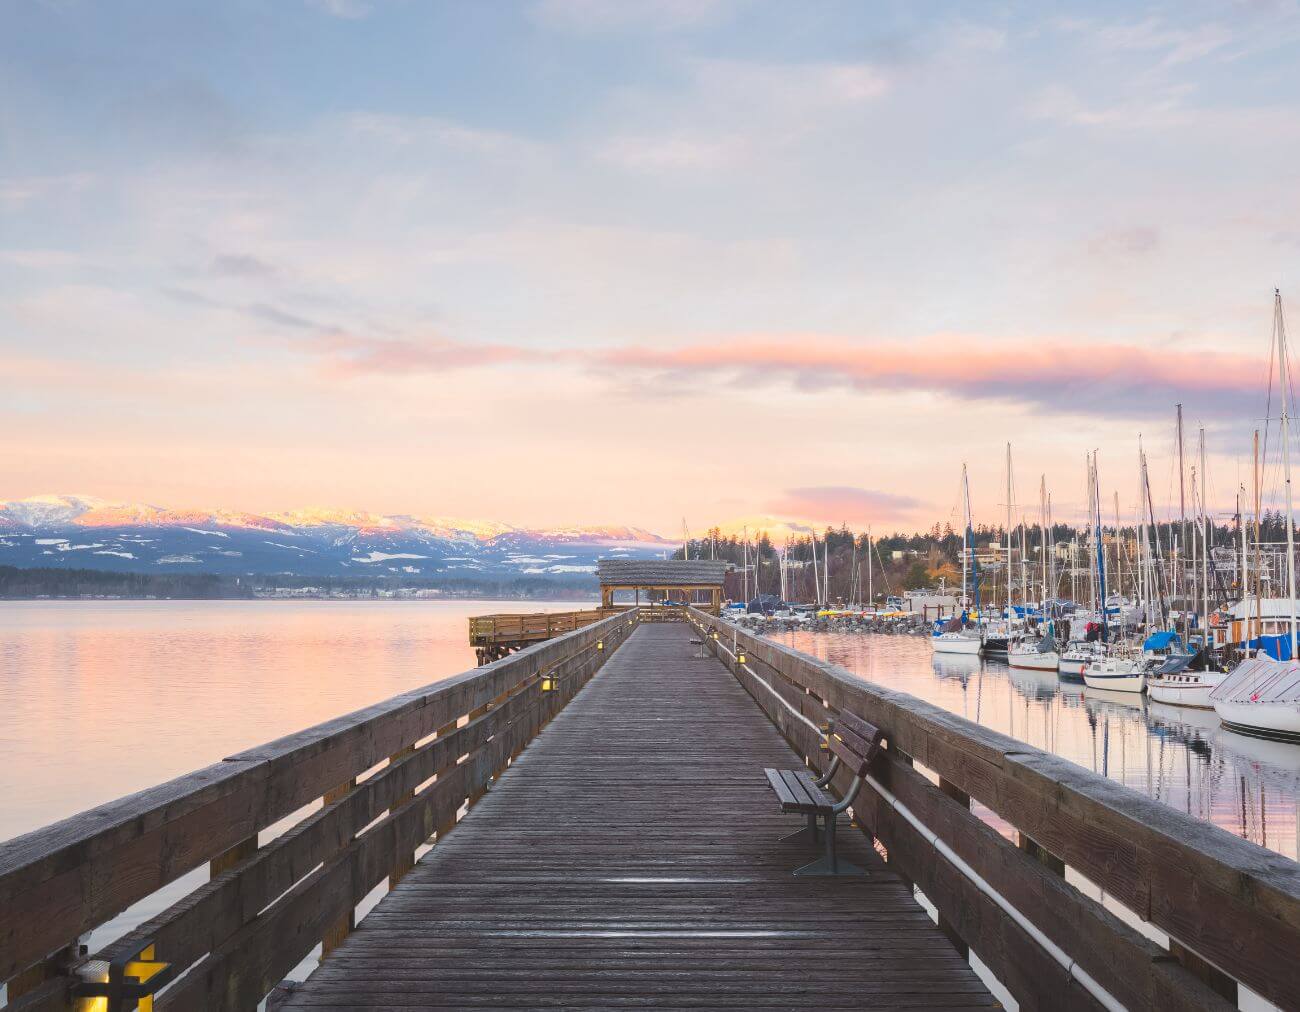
[1009,650,1061,671]
[982,636,1009,659]
[1212,700,1300,742]
[1057,653,1095,680]
[1083,662,1146,693]
[932,634,982,656]
[1147,671,1224,709]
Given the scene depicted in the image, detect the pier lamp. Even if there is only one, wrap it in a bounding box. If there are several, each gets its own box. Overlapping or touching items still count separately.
[541,666,556,692]
[597,638,604,651]
[738,651,747,666]
[73,940,173,1012]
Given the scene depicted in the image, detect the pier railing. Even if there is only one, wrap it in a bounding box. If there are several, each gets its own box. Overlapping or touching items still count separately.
[0,609,637,1012]
[688,608,1300,1011]
[468,607,623,662]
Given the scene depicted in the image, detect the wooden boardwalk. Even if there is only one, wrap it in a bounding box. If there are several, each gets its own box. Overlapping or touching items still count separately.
[284,623,994,1010]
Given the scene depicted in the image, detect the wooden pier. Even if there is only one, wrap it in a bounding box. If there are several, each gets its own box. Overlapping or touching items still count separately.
[468,608,617,664]
[282,622,989,1009]
[3,606,1299,1011]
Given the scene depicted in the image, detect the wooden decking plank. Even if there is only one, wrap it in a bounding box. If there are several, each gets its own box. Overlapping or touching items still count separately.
[284,623,995,1009]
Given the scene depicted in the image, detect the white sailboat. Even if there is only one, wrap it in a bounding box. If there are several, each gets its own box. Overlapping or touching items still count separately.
[1010,475,1061,671]
[933,464,984,656]
[1212,290,1300,738]
[1061,453,1107,679]
[1084,450,1146,692]
[1149,421,1225,708]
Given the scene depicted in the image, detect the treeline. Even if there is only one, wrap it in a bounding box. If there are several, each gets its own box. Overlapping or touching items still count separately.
[0,566,250,599]
[0,567,598,601]
[677,517,1259,604]
[251,574,597,600]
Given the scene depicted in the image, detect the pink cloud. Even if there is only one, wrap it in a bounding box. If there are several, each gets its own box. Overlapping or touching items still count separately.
[303,330,1264,418]
[597,337,1261,416]
[769,486,923,525]
[310,333,547,375]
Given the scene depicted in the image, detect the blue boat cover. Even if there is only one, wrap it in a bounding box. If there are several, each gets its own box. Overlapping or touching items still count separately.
[1246,634,1295,661]
[1142,630,1180,651]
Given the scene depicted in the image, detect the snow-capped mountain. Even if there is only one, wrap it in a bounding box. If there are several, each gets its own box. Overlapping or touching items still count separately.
[0,495,674,580]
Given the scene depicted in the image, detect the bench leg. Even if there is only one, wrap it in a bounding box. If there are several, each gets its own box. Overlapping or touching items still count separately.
[794,815,866,878]
[779,813,820,846]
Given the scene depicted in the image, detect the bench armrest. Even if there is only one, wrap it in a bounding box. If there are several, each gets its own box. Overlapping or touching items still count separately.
[813,755,841,788]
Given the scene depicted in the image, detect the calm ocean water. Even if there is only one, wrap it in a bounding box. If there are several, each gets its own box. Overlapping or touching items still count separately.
[0,599,590,841]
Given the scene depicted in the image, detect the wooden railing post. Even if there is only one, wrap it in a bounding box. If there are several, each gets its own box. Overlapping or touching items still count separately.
[890,749,915,893]
[434,721,460,839]
[4,943,77,1004]
[937,778,971,960]
[211,835,258,878]
[388,747,417,888]
[1017,832,1065,877]
[322,778,357,955]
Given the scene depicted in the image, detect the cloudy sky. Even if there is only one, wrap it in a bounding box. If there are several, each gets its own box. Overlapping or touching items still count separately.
[4,0,1300,534]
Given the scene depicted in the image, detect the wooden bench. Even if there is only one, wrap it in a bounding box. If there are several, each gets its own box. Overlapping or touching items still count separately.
[764,711,884,877]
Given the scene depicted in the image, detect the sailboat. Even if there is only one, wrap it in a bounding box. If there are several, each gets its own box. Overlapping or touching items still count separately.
[981,445,1017,659]
[1010,475,1061,671]
[1149,418,1225,708]
[933,464,984,656]
[1084,451,1148,692]
[1212,290,1300,739]
[1061,453,1107,679]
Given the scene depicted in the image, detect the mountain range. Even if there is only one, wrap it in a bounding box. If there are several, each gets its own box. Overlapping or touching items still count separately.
[0,495,675,581]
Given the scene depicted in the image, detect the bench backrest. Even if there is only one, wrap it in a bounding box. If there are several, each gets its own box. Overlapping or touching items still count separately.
[828,711,884,776]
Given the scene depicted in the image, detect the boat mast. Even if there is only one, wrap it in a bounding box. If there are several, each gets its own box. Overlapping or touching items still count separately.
[1199,426,1209,629]
[1094,453,1109,643]
[1047,492,1055,606]
[1254,429,1263,651]
[1039,475,1048,612]
[743,526,749,604]
[1005,442,1013,612]
[1137,439,1149,630]
[1087,455,1097,614]
[1177,404,1188,639]
[1239,486,1249,652]
[960,465,970,608]
[1276,289,1298,660]
[1142,441,1170,631]
[810,532,818,606]
[866,528,873,607]
[1113,491,1123,603]
[823,531,830,605]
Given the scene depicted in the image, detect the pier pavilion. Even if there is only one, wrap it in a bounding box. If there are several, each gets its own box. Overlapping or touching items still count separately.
[597,557,726,612]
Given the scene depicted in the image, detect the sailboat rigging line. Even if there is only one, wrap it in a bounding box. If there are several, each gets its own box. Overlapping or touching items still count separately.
[700,620,1125,1012]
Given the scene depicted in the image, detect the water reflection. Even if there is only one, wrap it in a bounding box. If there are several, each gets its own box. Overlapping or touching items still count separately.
[0,599,588,842]
[774,630,1300,861]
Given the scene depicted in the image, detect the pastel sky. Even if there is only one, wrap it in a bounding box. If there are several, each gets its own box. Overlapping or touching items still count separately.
[4,0,1300,534]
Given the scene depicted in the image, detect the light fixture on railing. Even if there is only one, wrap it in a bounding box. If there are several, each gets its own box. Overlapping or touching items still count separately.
[73,940,173,1012]
[737,651,747,665]
[711,631,718,641]
[541,674,556,692]
[597,639,604,651]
